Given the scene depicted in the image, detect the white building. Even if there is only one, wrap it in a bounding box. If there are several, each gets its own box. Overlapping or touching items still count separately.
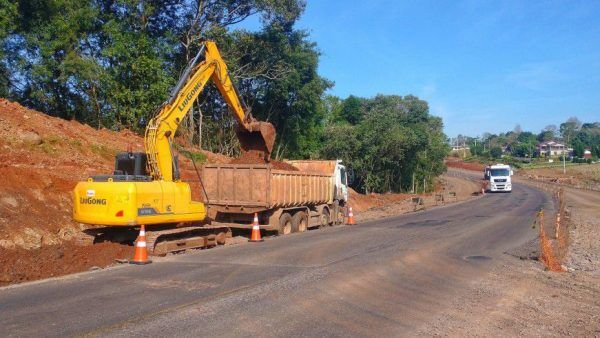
[536,141,572,157]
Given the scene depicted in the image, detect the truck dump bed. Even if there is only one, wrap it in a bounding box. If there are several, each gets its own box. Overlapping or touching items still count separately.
[202,163,333,214]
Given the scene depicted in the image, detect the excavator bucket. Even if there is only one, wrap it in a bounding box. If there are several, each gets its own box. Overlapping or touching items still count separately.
[236,121,276,161]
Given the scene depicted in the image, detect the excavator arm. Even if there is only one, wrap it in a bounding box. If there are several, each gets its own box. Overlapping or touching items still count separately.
[145,41,275,181]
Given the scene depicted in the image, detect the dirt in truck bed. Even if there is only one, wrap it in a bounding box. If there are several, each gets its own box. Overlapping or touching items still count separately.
[229,150,299,171]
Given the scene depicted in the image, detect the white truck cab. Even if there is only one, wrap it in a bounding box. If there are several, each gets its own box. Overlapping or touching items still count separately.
[484,164,513,192]
[335,161,350,204]
[287,159,351,205]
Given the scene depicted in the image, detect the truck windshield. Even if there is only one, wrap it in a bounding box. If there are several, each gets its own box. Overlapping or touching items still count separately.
[490,169,510,176]
[340,168,347,185]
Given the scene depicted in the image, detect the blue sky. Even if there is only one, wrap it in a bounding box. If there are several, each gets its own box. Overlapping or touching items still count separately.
[244,1,600,137]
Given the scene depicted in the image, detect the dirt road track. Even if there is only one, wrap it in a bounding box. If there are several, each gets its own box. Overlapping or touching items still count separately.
[1,175,599,336]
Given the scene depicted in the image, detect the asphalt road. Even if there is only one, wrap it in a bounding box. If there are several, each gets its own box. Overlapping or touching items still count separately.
[0,179,549,337]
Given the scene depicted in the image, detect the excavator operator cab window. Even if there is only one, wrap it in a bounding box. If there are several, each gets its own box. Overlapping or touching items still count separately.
[340,167,347,186]
[114,152,148,176]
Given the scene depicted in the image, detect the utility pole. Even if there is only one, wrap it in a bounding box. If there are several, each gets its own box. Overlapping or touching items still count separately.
[563,143,566,174]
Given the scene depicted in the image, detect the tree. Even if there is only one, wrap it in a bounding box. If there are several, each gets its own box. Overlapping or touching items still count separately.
[322,94,343,125]
[321,94,448,194]
[560,117,582,145]
[3,0,330,158]
[538,130,555,142]
[490,146,503,159]
[340,95,362,124]
[544,124,558,133]
[571,139,585,158]
[222,25,332,158]
[517,131,537,144]
[510,143,530,157]
[0,0,17,97]
[469,142,484,156]
[513,124,522,135]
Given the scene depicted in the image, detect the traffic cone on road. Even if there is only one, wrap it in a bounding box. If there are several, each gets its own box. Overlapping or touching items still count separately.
[346,206,355,225]
[249,213,264,242]
[130,225,152,265]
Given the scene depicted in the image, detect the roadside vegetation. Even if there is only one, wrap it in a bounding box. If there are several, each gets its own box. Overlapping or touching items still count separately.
[452,117,599,169]
[320,95,449,194]
[0,0,449,195]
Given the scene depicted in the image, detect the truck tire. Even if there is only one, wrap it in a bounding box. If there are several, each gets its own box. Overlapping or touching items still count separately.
[319,208,330,228]
[292,211,308,233]
[278,213,293,235]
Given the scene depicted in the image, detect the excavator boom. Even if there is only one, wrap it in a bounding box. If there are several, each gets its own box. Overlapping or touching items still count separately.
[146,41,275,181]
[72,41,275,254]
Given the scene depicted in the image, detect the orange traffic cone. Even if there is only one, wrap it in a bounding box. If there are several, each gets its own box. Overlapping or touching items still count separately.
[249,213,264,242]
[130,225,152,265]
[346,206,355,225]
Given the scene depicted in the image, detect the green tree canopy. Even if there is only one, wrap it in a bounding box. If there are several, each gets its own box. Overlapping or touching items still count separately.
[321,94,448,194]
[490,146,502,159]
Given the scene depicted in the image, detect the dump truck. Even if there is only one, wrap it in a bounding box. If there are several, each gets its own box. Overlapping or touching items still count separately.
[204,160,350,235]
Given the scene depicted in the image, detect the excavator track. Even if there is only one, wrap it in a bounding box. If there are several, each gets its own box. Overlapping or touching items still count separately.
[142,225,231,256]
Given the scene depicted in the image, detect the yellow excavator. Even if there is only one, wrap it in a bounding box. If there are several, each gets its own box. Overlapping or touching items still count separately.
[72,41,276,254]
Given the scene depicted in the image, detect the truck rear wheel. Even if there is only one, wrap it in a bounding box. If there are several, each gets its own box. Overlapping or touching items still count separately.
[292,211,308,233]
[319,208,330,228]
[278,213,293,235]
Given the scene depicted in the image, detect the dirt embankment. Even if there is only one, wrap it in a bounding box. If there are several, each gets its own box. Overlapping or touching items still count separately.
[352,172,481,223]
[445,157,485,172]
[0,99,230,286]
[0,243,130,285]
[0,99,224,251]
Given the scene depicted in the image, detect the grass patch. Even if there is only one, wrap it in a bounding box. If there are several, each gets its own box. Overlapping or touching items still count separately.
[38,142,57,154]
[181,150,207,164]
[67,139,83,148]
[175,144,207,164]
[42,135,62,145]
[90,144,117,161]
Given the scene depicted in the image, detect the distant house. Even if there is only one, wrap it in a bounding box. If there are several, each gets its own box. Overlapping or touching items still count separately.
[451,145,468,151]
[536,141,573,158]
[583,148,592,159]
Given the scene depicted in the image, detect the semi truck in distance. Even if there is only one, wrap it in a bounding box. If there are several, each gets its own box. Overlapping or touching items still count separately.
[484,164,513,192]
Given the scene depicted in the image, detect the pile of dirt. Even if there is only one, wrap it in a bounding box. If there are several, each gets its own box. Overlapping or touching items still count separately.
[445,158,485,172]
[0,242,131,286]
[349,188,412,213]
[229,151,299,171]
